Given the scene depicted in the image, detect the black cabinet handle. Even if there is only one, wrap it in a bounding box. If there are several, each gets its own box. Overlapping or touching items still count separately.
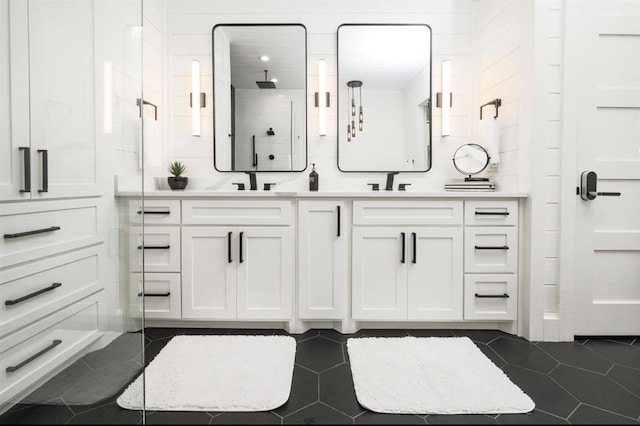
[137,292,171,297]
[475,211,509,216]
[239,232,244,263]
[4,226,61,239]
[6,340,62,373]
[475,245,509,250]
[228,231,233,263]
[136,245,170,250]
[336,205,341,237]
[37,149,48,193]
[137,210,171,215]
[5,283,62,306]
[412,232,417,264]
[475,293,510,298]
[401,232,406,264]
[19,146,31,193]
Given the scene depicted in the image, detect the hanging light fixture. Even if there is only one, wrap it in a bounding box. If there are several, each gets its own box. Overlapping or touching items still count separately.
[347,80,363,141]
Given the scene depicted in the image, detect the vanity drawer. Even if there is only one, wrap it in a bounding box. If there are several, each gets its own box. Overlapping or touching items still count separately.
[353,200,463,226]
[464,200,518,226]
[0,199,99,268]
[182,200,293,226]
[464,274,517,320]
[129,273,181,319]
[128,199,181,225]
[129,226,181,273]
[464,227,518,273]
[0,300,101,403]
[1,248,100,337]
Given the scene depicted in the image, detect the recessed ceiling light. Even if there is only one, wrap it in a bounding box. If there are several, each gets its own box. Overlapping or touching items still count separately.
[270,77,278,83]
[259,55,270,62]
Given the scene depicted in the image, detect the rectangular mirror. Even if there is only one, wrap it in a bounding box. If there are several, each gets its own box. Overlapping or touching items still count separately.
[337,24,432,172]
[213,24,307,172]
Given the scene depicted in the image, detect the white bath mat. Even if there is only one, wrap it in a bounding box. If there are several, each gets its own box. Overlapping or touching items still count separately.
[347,336,535,414]
[117,335,296,411]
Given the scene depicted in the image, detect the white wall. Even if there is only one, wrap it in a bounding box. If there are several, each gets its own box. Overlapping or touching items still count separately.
[167,0,501,190]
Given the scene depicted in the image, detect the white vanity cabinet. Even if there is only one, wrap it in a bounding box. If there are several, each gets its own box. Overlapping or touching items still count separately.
[351,200,464,321]
[463,200,519,320]
[181,200,293,321]
[297,200,348,319]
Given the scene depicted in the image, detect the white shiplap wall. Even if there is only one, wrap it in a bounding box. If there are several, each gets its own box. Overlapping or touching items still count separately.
[166,0,519,191]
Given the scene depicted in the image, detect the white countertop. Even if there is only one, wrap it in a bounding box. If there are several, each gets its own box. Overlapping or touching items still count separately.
[115,189,528,198]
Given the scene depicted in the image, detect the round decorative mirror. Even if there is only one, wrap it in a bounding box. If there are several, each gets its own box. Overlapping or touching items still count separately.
[452,143,490,181]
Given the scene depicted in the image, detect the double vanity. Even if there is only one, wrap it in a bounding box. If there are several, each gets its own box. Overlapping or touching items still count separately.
[122,190,524,334]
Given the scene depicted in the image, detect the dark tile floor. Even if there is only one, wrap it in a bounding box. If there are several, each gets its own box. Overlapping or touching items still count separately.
[2,328,639,425]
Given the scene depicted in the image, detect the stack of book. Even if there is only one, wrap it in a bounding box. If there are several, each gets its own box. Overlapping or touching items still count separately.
[444,179,496,192]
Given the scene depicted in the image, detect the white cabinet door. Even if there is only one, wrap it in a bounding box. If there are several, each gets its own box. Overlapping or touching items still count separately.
[3,0,98,200]
[181,227,236,319]
[298,201,347,319]
[236,227,293,320]
[352,227,407,320]
[28,0,98,198]
[407,228,463,321]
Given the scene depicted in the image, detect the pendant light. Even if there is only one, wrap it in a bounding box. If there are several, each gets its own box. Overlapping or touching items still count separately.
[347,80,363,140]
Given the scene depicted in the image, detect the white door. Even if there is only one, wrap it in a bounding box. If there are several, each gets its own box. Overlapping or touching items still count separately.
[181,227,236,319]
[236,226,293,320]
[568,0,640,335]
[408,228,463,321]
[298,201,347,319]
[352,227,408,320]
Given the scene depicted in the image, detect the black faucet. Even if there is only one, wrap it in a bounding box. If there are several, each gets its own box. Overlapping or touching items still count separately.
[385,172,399,191]
[245,172,257,191]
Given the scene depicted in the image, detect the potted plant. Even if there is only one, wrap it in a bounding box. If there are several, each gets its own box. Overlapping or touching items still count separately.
[167,161,188,190]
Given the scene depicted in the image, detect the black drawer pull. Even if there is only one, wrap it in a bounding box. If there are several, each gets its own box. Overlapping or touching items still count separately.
[239,232,244,263]
[412,232,417,264]
[38,149,48,193]
[4,226,61,239]
[475,293,510,299]
[19,146,31,193]
[137,292,171,297]
[336,205,341,237]
[6,340,62,373]
[228,231,233,263]
[400,232,406,264]
[137,245,170,250]
[475,211,509,216]
[5,283,62,306]
[137,210,171,215]
[475,245,509,250]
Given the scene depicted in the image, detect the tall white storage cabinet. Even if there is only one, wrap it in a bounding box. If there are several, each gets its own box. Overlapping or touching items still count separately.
[0,0,104,409]
[298,200,347,319]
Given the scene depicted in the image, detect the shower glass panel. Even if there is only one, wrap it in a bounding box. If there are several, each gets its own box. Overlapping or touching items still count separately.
[0,0,145,422]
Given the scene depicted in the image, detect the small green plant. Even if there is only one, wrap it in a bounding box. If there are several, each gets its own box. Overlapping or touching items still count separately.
[168,161,186,177]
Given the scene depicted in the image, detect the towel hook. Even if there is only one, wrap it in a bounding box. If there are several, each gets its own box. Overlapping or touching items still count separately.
[480,98,501,120]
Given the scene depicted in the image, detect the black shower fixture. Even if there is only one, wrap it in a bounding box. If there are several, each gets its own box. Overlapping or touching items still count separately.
[256,70,277,89]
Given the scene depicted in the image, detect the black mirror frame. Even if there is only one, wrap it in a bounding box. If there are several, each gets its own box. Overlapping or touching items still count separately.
[336,23,433,173]
[212,23,308,173]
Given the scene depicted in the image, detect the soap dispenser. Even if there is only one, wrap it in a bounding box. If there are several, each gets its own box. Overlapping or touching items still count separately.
[309,163,319,191]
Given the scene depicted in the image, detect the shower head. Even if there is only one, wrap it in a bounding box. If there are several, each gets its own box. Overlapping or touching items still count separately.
[256,70,276,89]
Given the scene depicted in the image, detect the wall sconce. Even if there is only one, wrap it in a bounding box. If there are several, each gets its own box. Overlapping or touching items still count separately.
[314,59,329,136]
[436,60,452,137]
[190,59,206,137]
